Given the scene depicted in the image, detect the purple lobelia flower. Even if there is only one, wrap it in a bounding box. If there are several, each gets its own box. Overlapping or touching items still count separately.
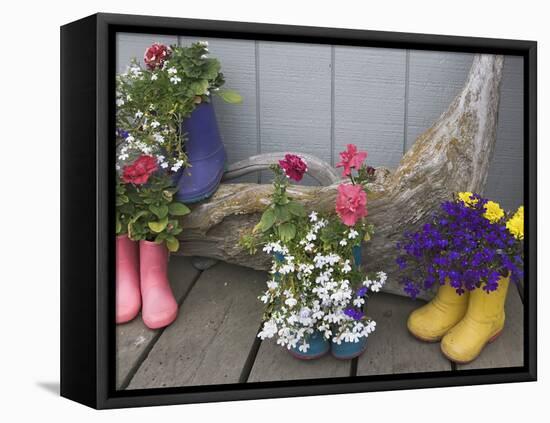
[395,193,523,298]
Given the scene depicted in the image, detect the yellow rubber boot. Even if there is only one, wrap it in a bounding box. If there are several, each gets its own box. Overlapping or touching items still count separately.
[407,284,470,342]
[441,276,510,364]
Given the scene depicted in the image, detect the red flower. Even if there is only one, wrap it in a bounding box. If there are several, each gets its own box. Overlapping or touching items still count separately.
[336,144,368,177]
[335,183,367,226]
[279,154,308,182]
[122,155,158,185]
[144,44,171,70]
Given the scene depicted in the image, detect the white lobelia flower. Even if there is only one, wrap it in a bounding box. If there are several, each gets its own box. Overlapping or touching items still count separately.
[170,76,182,84]
[171,160,184,172]
[153,133,165,144]
[342,259,352,273]
[160,162,169,169]
[167,67,177,75]
[135,110,143,119]
[267,280,278,290]
[298,342,310,353]
[348,229,359,239]
[304,243,314,252]
[305,232,316,242]
[258,320,278,339]
[150,121,160,129]
[309,211,318,222]
[151,73,158,81]
[339,239,348,246]
[353,297,365,307]
[285,297,298,308]
[116,98,125,107]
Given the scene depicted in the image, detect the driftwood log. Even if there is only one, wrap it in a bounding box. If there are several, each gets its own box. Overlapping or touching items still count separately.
[175,54,504,299]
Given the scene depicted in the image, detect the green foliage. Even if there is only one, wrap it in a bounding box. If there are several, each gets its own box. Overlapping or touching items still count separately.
[118,174,189,252]
[116,42,242,170]
[116,42,241,251]
[252,165,307,245]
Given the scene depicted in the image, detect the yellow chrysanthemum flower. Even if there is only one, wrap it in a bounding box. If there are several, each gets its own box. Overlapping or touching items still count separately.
[515,206,524,219]
[457,191,478,207]
[483,201,504,223]
[506,205,524,240]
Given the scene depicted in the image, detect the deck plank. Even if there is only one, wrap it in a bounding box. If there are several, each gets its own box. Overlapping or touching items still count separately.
[456,284,524,370]
[126,262,266,389]
[248,339,351,382]
[357,293,452,376]
[116,256,200,389]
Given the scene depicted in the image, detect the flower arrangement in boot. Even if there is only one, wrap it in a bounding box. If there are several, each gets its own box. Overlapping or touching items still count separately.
[241,146,387,360]
[396,192,524,363]
[115,42,241,328]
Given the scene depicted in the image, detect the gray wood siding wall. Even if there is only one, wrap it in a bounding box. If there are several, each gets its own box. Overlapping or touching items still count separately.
[117,34,524,210]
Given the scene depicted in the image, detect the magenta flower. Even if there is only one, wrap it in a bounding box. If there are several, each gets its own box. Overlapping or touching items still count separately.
[279,154,308,182]
[144,43,171,70]
[336,144,368,177]
[335,183,367,226]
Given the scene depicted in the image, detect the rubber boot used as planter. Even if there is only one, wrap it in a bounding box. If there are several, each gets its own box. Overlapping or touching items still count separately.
[139,240,178,329]
[289,330,330,360]
[331,336,368,360]
[116,235,141,324]
[175,102,227,204]
[407,283,470,342]
[441,275,510,364]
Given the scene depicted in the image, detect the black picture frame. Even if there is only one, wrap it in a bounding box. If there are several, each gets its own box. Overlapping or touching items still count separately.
[60,12,537,409]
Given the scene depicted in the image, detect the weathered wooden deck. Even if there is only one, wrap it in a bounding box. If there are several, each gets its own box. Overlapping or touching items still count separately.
[116,257,524,390]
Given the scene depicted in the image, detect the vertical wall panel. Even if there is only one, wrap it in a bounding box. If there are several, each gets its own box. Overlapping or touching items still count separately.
[258,42,332,185]
[406,51,473,151]
[485,56,524,210]
[334,47,406,169]
[116,33,177,74]
[179,37,258,182]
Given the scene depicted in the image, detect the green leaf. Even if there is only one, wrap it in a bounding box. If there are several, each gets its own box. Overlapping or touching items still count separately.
[190,79,209,95]
[154,233,167,243]
[148,217,168,233]
[149,204,169,219]
[287,201,306,217]
[115,216,122,234]
[278,222,296,242]
[274,205,290,222]
[258,208,276,232]
[166,236,180,252]
[129,210,148,224]
[168,202,191,216]
[218,89,242,104]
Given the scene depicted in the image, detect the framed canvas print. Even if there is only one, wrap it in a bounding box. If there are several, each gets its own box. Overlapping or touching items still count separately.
[60,13,537,409]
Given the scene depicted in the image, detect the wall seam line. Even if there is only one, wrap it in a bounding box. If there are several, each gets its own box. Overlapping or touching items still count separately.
[255,40,262,184]
[403,49,410,155]
[330,45,336,167]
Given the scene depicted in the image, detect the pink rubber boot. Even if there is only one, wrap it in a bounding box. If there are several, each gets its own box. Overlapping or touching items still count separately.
[139,240,178,329]
[116,235,141,324]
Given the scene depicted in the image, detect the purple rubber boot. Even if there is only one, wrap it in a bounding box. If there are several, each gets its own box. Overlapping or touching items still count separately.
[175,102,226,203]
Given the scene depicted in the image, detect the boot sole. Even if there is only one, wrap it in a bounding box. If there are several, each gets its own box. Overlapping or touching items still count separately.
[409,332,442,343]
[287,348,330,361]
[440,329,503,365]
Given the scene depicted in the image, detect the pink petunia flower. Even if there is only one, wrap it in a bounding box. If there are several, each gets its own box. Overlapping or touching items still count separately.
[335,183,367,226]
[279,154,308,182]
[336,144,367,177]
